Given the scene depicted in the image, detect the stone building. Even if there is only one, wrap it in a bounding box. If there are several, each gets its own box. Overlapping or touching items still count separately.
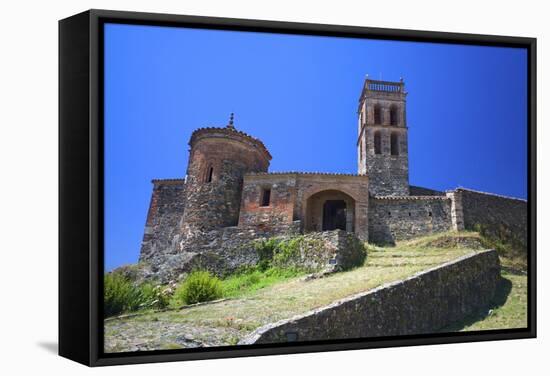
[139,77,527,272]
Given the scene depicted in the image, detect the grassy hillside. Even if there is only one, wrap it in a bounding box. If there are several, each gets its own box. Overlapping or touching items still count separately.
[104,231,527,352]
[105,232,472,352]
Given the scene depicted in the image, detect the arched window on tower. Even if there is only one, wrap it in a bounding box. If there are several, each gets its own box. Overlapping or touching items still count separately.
[205,166,214,183]
[374,131,382,155]
[391,132,399,156]
[390,105,398,126]
[374,104,382,125]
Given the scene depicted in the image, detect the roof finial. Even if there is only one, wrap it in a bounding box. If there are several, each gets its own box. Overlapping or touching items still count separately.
[227,112,235,128]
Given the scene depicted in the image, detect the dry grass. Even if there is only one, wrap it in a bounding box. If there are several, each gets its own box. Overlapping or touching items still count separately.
[123,232,477,335]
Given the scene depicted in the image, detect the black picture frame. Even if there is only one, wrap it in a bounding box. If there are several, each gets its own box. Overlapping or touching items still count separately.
[59,9,537,367]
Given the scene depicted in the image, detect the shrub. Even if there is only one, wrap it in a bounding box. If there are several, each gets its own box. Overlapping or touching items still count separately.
[104,273,171,317]
[253,238,280,271]
[103,273,143,317]
[172,271,223,305]
[139,283,171,310]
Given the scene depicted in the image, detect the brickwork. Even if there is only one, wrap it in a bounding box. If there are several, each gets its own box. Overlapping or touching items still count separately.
[181,126,271,236]
[239,172,370,241]
[238,174,296,229]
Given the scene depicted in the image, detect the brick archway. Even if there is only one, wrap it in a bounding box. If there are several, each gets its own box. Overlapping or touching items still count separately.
[304,190,355,233]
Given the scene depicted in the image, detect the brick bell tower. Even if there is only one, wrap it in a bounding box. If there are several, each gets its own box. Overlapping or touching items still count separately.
[357,77,409,196]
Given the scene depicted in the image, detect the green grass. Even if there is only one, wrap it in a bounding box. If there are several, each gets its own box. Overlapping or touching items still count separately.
[220,267,304,298]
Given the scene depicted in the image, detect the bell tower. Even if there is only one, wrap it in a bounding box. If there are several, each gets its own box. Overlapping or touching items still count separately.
[357,77,409,196]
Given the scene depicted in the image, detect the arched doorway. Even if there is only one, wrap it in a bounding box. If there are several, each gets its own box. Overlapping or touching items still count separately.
[305,190,355,233]
[323,200,347,231]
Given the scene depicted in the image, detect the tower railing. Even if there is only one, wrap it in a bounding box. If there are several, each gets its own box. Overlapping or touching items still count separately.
[365,79,403,93]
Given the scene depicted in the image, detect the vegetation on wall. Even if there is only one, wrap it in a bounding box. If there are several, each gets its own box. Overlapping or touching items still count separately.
[473,223,527,270]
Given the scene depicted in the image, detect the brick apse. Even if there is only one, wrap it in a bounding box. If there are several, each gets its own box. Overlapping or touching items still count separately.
[139,78,527,265]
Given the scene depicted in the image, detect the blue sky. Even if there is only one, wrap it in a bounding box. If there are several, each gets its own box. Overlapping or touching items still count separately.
[104,23,527,271]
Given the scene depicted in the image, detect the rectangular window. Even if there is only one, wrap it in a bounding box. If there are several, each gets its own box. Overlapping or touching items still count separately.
[260,188,271,207]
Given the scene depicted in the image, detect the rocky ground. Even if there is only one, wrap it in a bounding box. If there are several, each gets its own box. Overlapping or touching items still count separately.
[105,317,242,352]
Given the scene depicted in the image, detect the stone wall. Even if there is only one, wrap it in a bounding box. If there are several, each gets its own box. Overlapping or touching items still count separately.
[240,249,500,345]
[361,127,409,196]
[409,185,445,196]
[271,230,366,273]
[456,188,528,250]
[137,225,367,283]
[369,195,452,244]
[357,79,409,197]
[139,179,186,262]
[145,222,301,282]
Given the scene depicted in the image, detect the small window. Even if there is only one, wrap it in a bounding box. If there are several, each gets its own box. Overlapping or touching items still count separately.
[391,133,399,156]
[374,104,382,125]
[388,212,391,217]
[205,166,214,183]
[260,188,271,207]
[408,212,411,217]
[374,131,382,155]
[428,211,432,217]
[390,105,398,126]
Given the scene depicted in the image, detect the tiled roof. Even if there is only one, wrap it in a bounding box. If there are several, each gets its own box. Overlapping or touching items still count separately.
[451,187,527,202]
[151,178,185,184]
[190,126,272,159]
[373,195,448,201]
[246,171,365,177]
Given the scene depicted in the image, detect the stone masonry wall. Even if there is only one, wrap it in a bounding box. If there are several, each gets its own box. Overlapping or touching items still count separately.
[409,185,445,196]
[271,230,366,273]
[138,225,365,283]
[139,179,186,262]
[362,126,409,196]
[240,249,500,345]
[144,222,301,282]
[369,196,452,244]
[457,188,528,250]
